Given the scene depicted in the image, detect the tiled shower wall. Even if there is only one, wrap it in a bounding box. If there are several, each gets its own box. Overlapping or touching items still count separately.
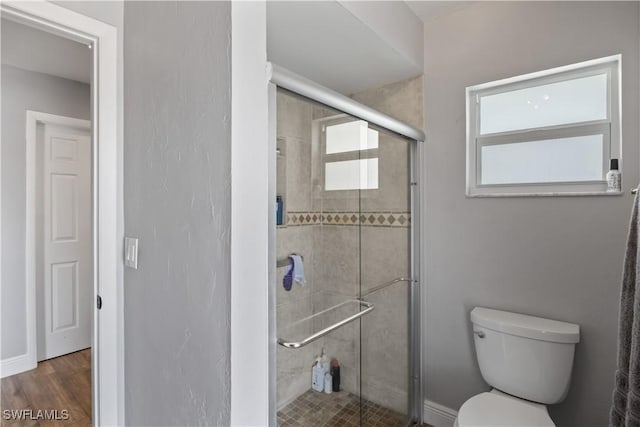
[276,75,424,413]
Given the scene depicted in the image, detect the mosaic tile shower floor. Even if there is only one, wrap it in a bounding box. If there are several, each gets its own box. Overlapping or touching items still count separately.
[277,389,427,427]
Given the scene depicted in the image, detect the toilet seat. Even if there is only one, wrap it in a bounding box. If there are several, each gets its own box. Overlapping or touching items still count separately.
[456,391,555,427]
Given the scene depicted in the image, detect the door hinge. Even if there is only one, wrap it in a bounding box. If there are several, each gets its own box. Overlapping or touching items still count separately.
[97,295,102,310]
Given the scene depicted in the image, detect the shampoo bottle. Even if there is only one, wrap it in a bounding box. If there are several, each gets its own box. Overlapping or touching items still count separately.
[324,372,332,394]
[320,348,330,374]
[312,357,324,392]
[607,159,622,193]
[276,196,284,225]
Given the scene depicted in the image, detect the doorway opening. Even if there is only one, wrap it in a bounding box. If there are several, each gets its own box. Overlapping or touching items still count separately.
[0,2,122,425]
[1,17,94,424]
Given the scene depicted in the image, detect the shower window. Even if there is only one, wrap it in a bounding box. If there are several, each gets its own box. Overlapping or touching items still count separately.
[466,55,621,196]
[321,118,379,191]
[325,159,378,191]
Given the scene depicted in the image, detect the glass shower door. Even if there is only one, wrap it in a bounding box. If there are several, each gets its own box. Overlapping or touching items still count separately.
[274,88,416,427]
[275,90,367,426]
[359,127,413,426]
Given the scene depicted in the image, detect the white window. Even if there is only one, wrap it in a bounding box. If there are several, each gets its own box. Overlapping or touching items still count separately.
[466,55,621,196]
[323,119,379,191]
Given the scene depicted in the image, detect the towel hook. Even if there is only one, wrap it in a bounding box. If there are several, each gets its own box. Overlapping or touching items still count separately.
[276,253,304,268]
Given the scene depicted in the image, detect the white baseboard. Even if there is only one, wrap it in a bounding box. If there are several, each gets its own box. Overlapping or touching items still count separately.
[423,399,457,427]
[0,353,36,379]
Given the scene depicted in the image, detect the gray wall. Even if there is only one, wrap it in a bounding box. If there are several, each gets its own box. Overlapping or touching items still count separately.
[423,2,639,425]
[123,2,232,425]
[1,65,90,360]
[54,1,123,28]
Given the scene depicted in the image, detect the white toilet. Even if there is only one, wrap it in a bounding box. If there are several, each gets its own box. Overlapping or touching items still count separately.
[454,307,580,427]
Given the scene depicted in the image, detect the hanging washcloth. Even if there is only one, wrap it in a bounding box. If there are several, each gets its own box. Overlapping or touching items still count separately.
[610,186,640,426]
[290,255,306,286]
[283,258,293,291]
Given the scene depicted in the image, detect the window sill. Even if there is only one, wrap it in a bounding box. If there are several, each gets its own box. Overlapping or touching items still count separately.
[466,190,624,198]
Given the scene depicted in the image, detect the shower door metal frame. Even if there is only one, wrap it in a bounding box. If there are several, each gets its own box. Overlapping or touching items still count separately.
[267,62,425,426]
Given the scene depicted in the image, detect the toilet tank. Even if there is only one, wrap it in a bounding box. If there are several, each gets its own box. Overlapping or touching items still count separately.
[471,307,580,405]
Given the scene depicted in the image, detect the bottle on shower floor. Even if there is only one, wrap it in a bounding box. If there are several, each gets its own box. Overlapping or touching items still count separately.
[312,356,324,392]
[320,348,330,374]
[324,372,332,394]
[331,359,340,392]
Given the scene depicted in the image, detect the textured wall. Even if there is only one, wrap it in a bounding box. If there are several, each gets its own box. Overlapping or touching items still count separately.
[123,2,231,425]
[1,65,90,360]
[423,2,640,425]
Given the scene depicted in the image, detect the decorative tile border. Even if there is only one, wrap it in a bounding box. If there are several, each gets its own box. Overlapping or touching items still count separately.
[286,211,411,228]
[286,212,322,226]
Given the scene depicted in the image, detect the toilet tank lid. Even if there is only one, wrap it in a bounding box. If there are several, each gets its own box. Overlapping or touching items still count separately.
[471,307,580,344]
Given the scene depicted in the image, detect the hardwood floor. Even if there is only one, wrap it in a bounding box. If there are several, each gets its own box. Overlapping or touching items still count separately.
[1,349,91,426]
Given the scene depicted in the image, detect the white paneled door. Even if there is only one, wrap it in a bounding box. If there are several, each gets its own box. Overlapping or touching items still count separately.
[43,123,91,360]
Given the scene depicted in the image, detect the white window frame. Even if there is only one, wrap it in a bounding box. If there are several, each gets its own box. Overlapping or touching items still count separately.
[313,115,381,198]
[466,55,622,197]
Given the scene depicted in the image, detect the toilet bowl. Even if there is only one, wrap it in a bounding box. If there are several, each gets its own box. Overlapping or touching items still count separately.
[456,308,580,427]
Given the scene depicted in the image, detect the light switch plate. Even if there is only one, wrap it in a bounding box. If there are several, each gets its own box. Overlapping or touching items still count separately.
[124,237,139,269]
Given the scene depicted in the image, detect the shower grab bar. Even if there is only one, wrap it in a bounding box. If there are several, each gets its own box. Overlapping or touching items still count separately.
[361,277,415,297]
[632,188,638,194]
[278,299,374,349]
[276,254,303,268]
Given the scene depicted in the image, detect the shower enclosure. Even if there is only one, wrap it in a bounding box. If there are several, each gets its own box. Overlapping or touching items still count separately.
[268,64,423,427]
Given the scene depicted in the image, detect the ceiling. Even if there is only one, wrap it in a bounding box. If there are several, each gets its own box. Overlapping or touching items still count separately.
[267,1,423,95]
[406,1,470,23]
[1,18,91,84]
[1,2,468,91]
[267,1,470,95]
